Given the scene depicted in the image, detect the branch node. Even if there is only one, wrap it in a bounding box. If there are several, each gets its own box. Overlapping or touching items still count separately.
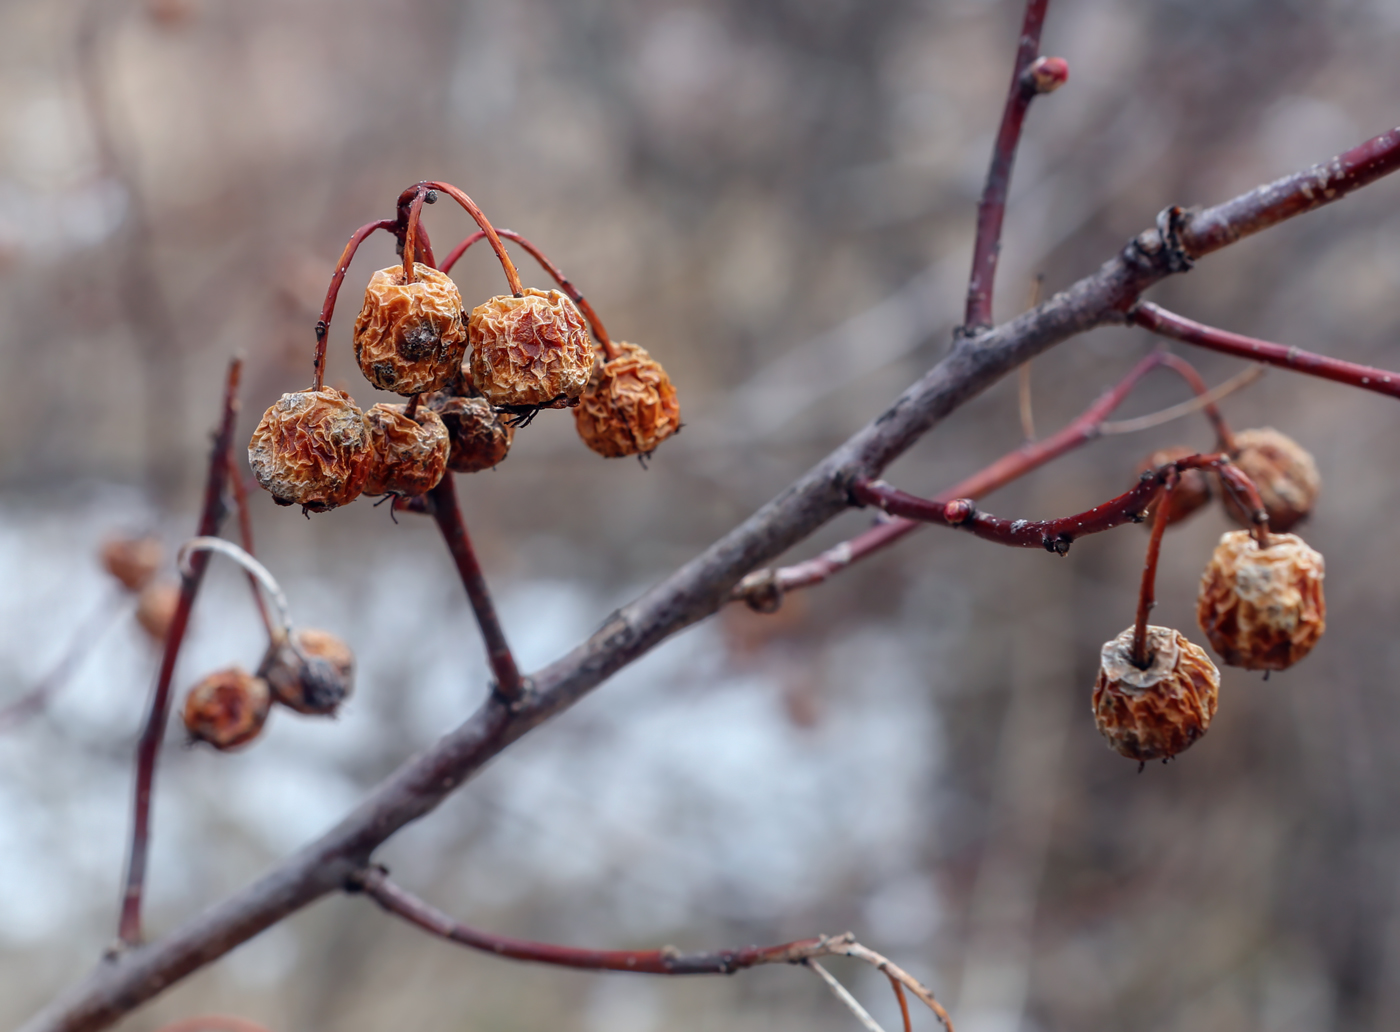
[1156,205,1196,273]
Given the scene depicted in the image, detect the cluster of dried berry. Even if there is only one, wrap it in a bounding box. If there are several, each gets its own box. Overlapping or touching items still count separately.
[1093,428,1326,764]
[249,183,681,514]
[101,536,180,643]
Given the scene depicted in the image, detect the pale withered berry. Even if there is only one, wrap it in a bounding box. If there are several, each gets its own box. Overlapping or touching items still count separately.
[182,667,271,750]
[362,403,449,497]
[1137,447,1212,529]
[1197,530,1325,671]
[466,288,592,409]
[248,388,370,512]
[424,392,514,472]
[574,342,681,458]
[1222,428,1320,533]
[101,535,162,593]
[353,265,469,395]
[136,582,180,642]
[263,628,354,716]
[1092,625,1220,762]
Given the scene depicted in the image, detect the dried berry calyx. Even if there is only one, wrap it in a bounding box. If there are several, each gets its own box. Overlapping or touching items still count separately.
[1197,529,1325,671]
[262,628,354,715]
[574,342,681,458]
[183,666,271,750]
[249,388,370,512]
[424,392,514,472]
[362,403,450,497]
[101,536,162,593]
[136,582,180,642]
[1222,428,1320,533]
[1137,447,1212,528]
[353,265,469,395]
[466,288,593,409]
[1092,625,1220,762]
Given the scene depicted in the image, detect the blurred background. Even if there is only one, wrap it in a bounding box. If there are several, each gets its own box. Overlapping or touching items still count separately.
[2,0,1400,1029]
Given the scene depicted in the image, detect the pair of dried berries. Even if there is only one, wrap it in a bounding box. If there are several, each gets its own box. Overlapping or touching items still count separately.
[1223,428,1320,532]
[136,583,180,642]
[1138,447,1213,529]
[249,387,370,511]
[424,392,515,472]
[183,667,271,750]
[1093,625,1221,762]
[466,288,593,409]
[574,342,681,458]
[262,628,355,715]
[101,536,162,593]
[353,266,468,395]
[363,403,449,497]
[1197,530,1325,670]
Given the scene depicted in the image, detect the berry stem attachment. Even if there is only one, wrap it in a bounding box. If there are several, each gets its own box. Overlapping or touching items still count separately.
[226,446,273,639]
[314,219,397,391]
[118,356,242,947]
[401,186,430,285]
[416,181,523,296]
[427,475,523,702]
[1131,469,1177,668]
[176,538,294,643]
[440,228,619,359]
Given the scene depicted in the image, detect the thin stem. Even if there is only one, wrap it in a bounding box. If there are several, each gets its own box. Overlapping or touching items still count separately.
[402,186,428,285]
[807,961,889,1032]
[118,357,242,946]
[964,0,1053,332]
[1132,301,1400,402]
[314,219,396,391]
[441,228,618,358]
[427,476,523,702]
[888,974,913,1032]
[0,597,126,732]
[150,1019,273,1032]
[226,448,273,639]
[1131,469,1177,667]
[1098,364,1263,437]
[1216,459,1272,548]
[1154,350,1237,450]
[176,539,293,643]
[415,181,523,296]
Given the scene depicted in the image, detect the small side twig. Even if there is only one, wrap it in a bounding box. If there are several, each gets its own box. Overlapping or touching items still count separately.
[0,597,127,732]
[313,219,396,391]
[1099,364,1263,437]
[807,960,889,1032]
[1131,469,1177,666]
[417,181,523,295]
[225,449,273,639]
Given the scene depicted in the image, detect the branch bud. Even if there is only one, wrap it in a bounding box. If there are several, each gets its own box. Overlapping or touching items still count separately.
[1026,56,1069,94]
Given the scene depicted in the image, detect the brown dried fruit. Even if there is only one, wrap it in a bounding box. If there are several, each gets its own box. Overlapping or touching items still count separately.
[353,265,469,395]
[135,582,180,642]
[101,536,162,593]
[248,388,370,512]
[1222,428,1320,533]
[263,628,355,715]
[574,342,681,458]
[1197,530,1325,670]
[1136,447,1212,529]
[466,288,593,408]
[362,403,449,497]
[182,667,271,750]
[1092,625,1220,762]
[424,392,514,472]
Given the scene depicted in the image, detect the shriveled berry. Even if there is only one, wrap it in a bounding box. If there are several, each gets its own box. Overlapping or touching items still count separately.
[1222,428,1320,532]
[353,265,469,395]
[362,403,450,497]
[574,342,681,458]
[182,667,271,750]
[263,628,354,715]
[424,392,514,472]
[136,582,180,642]
[1136,447,1212,529]
[1092,625,1220,762]
[1197,530,1325,671]
[466,288,593,409]
[101,535,162,593]
[249,388,370,512]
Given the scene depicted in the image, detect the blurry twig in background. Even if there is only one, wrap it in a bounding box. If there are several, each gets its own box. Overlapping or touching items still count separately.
[150,1018,273,1032]
[808,960,890,1032]
[0,597,126,732]
[1099,364,1264,436]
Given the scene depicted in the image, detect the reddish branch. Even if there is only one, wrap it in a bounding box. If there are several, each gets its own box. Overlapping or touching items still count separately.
[441,228,619,359]
[117,357,242,946]
[964,0,1060,331]
[312,219,396,391]
[1132,301,1400,401]
[150,1019,272,1032]
[416,181,523,295]
[1132,470,1177,666]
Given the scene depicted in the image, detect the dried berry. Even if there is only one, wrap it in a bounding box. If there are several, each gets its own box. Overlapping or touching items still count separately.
[1222,428,1320,532]
[362,403,449,497]
[466,288,593,409]
[263,628,354,715]
[574,342,681,458]
[353,265,469,395]
[1137,447,1212,529]
[182,667,271,750]
[136,582,180,642]
[101,536,162,593]
[424,392,514,472]
[1092,625,1220,762]
[249,388,370,512]
[1197,530,1325,670]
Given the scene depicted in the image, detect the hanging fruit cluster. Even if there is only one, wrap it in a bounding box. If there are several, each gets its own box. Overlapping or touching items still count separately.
[249,182,681,514]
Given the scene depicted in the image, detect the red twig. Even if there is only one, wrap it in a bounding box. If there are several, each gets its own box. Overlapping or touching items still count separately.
[441,228,618,358]
[313,219,396,391]
[1153,350,1235,450]
[117,357,242,946]
[1132,302,1400,402]
[412,181,523,295]
[150,1019,272,1032]
[401,186,429,284]
[888,975,913,1032]
[964,0,1057,332]
[427,476,523,703]
[1131,469,1177,667]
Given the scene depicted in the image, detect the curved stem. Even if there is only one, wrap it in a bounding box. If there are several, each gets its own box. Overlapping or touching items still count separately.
[314,219,396,391]
[1131,469,1177,667]
[225,447,273,639]
[416,181,523,296]
[151,1019,273,1032]
[441,228,617,358]
[1153,350,1237,450]
[402,186,429,285]
[176,539,293,643]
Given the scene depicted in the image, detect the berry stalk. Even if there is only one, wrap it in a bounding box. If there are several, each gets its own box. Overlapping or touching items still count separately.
[417,181,523,296]
[314,219,396,391]
[1131,469,1177,667]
